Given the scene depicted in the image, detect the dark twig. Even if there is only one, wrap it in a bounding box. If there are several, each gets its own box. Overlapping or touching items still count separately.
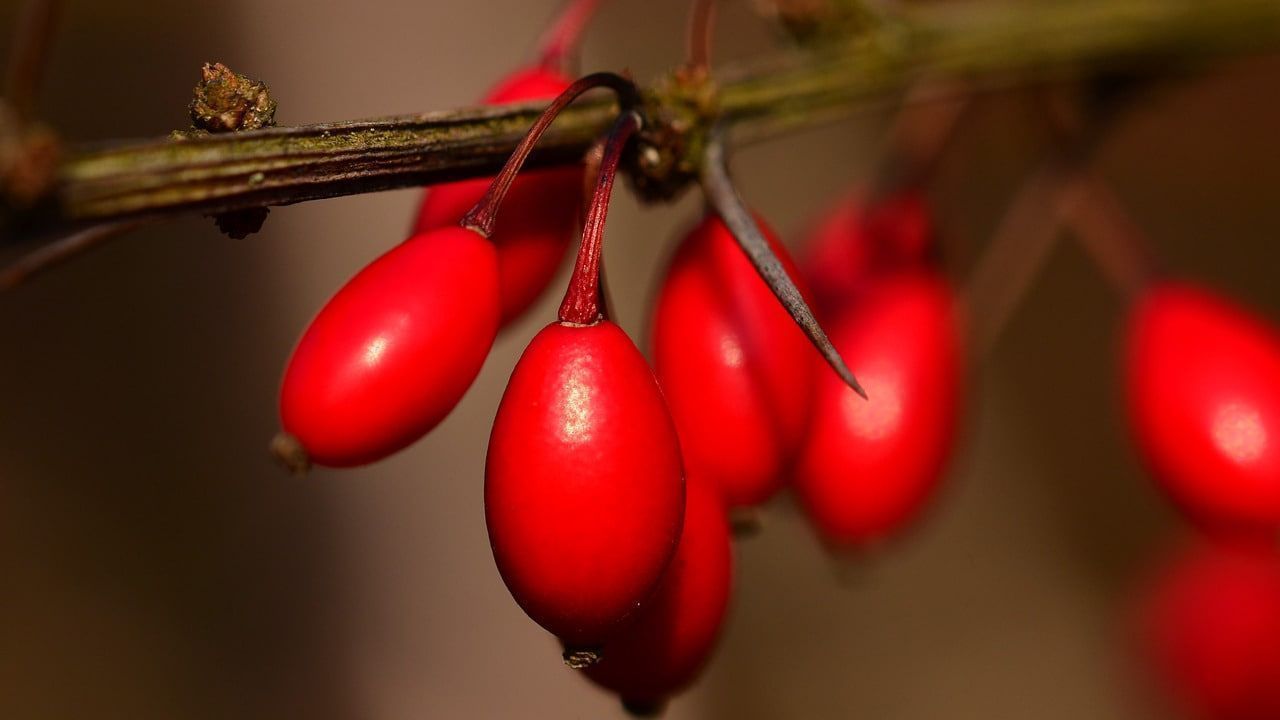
[0,220,141,290]
[4,0,62,122]
[967,84,1148,358]
[700,129,867,398]
[14,0,1276,241]
[967,164,1153,355]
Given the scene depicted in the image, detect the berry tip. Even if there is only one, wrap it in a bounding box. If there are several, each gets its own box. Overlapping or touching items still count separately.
[270,432,311,476]
[562,646,602,669]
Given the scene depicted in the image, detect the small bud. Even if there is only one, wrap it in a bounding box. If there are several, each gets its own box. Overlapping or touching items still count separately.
[189,62,277,133]
[213,207,270,239]
[562,647,602,669]
[187,64,278,237]
[270,432,311,477]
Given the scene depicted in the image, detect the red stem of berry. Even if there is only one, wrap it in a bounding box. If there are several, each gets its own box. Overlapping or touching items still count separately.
[965,162,1065,362]
[870,83,971,203]
[5,0,63,122]
[537,0,604,72]
[1057,172,1156,299]
[461,72,639,239]
[686,0,716,73]
[558,110,642,325]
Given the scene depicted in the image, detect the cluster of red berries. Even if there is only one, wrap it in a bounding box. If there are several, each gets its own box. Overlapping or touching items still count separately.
[1126,283,1280,534]
[1125,278,1280,718]
[793,189,963,546]
[1138,540,1280,720]
[266,4,1280,716]
[266,42,971,709]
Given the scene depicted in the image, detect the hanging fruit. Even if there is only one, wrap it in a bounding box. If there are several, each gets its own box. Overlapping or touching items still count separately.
[800,188,933,317]
[794,271,964,547]
[276,73,640,471]
[1125,283,1280,533]
[651,212,815,508]
[1136,540,1280,720]
[584,476,733,715]
[486,111,685,663]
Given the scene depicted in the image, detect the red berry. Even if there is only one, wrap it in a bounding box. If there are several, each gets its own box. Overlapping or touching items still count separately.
[415,67,581,325]
[279,226,499,467]
[800,188,932,317]
[651,213,815,508]
[794,271,964,547]
[1125,283,1280,532]
[486,320,685,649]
[1137,540,1280,720]
[485,67,577,103]
[584,477,733,712]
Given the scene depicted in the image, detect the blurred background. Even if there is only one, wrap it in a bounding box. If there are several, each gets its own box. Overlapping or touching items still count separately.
[2,1,1280,718]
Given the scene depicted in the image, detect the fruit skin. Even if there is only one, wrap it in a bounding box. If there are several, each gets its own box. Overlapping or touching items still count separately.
[651,213,815,508]
[1125,283,1280,532]
[1137,540,1280,720]
[415,67,581,325]
[584,476,733,710]
[280,226,500,467]
[800,188,932,318]
[486,321,685,647]
[794,271,963,547]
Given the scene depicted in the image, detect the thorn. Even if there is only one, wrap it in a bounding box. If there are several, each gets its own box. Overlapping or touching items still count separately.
[698,129,868,399]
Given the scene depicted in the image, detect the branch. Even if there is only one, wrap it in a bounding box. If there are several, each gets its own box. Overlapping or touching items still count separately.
[11,0,1280,241]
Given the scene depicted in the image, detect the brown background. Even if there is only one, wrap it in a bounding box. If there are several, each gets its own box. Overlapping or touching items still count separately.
[3,1,1280,718]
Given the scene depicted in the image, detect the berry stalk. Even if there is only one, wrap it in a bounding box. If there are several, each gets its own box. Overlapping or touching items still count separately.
[461,72,639,239]
[536,0,605,73]
[558,110,642,325]
[1056,171,1157,300]
[686,0,717,74]
[5,0,63,122]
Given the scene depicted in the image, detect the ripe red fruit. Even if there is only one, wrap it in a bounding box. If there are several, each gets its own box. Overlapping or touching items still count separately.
[1137,540,1280,720]
[800,188,932,316]
[1125,283,1280,532]
[415,67,581,325]
[279,226,499,467]
[794,271,963,547]
[584,476,733,713]
[651,213,815,508]
[486,320,685,650]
